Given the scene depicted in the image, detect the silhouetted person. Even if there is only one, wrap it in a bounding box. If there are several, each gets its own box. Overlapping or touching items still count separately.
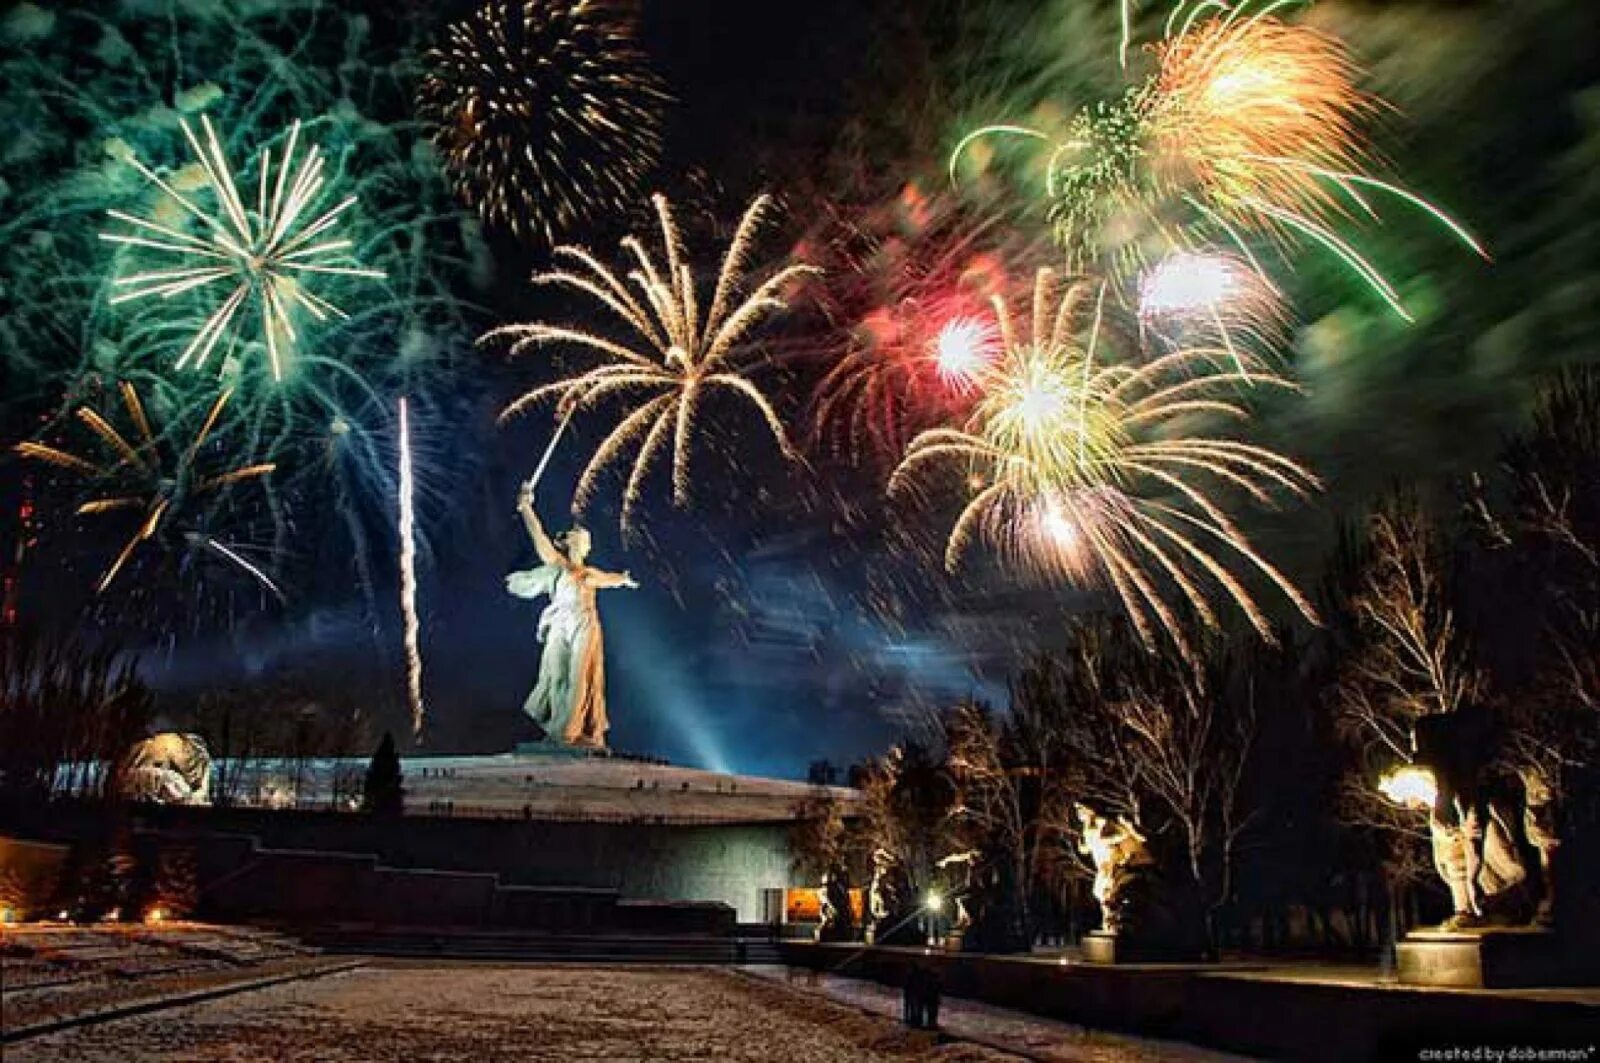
[902,965,942,1029]
[902,966,922,1028]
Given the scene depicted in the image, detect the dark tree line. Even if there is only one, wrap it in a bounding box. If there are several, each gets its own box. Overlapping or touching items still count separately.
[793,371,1600,955]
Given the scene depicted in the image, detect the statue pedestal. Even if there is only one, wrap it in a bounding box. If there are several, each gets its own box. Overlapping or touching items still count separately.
[1081,930,1121,964]
[1080,930,1199,964]
[1397,928,1565,988]
[1081,928,1203,960]
[510,741,605,759]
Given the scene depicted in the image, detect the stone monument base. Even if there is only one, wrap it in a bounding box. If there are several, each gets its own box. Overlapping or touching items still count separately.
[1397,927,1566,988]
[1080,929,1202,964]
[511,740,606,759]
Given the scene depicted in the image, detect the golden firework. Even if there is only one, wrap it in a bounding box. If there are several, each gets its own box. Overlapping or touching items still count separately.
[891,268,1317,653]
[15,384,276,594]
[951,0,1486,321]
[418,0,667,243]
[490,194,818,532]
[1148,10,1367,232]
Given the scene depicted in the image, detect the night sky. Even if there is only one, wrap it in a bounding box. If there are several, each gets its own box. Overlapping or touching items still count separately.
[3,0,1598,777]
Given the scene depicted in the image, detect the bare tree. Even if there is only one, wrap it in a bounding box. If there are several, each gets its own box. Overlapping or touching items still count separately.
[1329,495,1484,905]
[854,742,952,939]
[0,629,151,801]
[943,702,1052,949]
[789,786,851,885]
[1337,499,1483,757]
[1046,617,1263,949]
[1478,371,1600,797]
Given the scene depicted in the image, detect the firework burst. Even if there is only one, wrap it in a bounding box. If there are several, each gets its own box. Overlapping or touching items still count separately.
[490,194,818,533]
[950,0,1486,319]
[14,383,278,597]
[933,316,1001,391]
[418,0,668,244]
[807,189,1013,462]
[101,116,386,381]
[890,268,1317,654]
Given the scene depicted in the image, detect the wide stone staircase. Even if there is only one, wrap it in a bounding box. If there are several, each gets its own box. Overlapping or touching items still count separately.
[301,926,742,963]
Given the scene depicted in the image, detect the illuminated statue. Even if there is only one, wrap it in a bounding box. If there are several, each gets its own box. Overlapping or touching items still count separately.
[1076,803,1153,933]
[119,733,213,805]
[867,847,894,923]
[507,481,638,747]
[1381,706,1557,930]
[936,849,979,931]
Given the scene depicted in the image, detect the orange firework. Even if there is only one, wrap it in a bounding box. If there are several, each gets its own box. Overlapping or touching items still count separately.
[1147,10,1369,236]
[951,0,1486,322]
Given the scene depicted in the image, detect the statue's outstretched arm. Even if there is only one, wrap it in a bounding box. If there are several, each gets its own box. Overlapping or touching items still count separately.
[590,567,639,590]
[517,480,564,566]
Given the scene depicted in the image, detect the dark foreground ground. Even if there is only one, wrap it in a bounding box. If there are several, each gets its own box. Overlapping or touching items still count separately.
[2,925,1248,1061]
[7,962,1012,1062]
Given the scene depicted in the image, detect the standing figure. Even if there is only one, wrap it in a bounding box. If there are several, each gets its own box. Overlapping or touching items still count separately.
[1076,803,1153,933]
[507,481,638,747]
[936,849,979,932]
[1406,706,1545,930]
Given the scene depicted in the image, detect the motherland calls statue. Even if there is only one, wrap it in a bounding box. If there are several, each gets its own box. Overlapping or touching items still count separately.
[506,481,637,748]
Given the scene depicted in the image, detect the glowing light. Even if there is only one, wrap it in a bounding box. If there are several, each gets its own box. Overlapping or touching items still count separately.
[1,907,16,925]
[145,907,167,925]
[925,891,944,913]
[1138,251,1284,367]
[418,0,667,244]
[101,116,385,380]
[490,194,817,533]
[14,384,276,595]
[1040,497,1079,548]
[1149,9,1369,232]
[891,268,1318,656]
[1379,766,1438,810]
[1140,251,1240,317]
[934,317,998,390]
[398,397,425,739]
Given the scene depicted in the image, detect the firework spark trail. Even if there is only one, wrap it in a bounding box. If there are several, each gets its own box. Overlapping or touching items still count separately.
[418,0,668,244]
[188,535,286,604]
[398,396,425,739]
[101,115,386,380]
[890,268,1318,657]
[14,383,276,595]
[489,194,817,534]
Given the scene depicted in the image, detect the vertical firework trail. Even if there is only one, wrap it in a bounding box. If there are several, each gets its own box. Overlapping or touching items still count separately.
[398,397,425,739]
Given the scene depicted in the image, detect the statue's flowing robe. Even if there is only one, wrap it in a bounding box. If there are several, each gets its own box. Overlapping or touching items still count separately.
[507,562,609,747]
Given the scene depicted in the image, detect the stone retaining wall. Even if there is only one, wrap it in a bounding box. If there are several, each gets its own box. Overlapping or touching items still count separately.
[778,941,1600,1061]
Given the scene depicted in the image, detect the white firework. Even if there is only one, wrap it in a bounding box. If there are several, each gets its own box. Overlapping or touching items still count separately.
[101,115,386,380]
